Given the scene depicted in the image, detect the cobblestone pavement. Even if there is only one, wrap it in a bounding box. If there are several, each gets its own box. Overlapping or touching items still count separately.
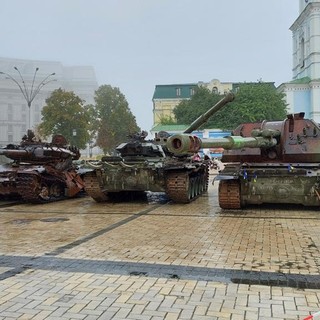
[0,175,320,319]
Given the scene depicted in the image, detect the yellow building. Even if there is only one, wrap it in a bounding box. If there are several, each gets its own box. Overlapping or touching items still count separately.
[152,79,233,127]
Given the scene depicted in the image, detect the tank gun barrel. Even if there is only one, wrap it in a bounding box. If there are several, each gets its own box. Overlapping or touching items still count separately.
[0,146,79,162]
[183,92,235,134]
[166,134,278,156]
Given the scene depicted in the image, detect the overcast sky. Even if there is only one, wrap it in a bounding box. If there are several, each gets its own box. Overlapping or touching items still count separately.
[0,0,299,132]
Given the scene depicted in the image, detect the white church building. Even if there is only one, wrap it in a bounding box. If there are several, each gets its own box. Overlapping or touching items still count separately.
[279,0,320,121]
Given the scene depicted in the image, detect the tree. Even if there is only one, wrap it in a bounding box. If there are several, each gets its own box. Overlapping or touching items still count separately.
[158,115,177,125]
[173,83,288,130]
[94,85,140,154]
[84,103,100,149]
[38,88,91,149]
[173,86,223,129]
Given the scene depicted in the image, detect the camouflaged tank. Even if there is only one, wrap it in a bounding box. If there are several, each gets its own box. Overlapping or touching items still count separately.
[0,130,85,203]
[83,93,235,203]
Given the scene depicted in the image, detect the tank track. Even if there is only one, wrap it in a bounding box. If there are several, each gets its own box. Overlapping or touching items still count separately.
[165,168,209,203]
[218,179,241,209]
[83,171,109,202]
[16,173,66,203]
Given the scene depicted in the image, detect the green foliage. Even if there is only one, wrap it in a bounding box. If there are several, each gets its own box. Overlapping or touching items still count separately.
[94,85,140,154]
[173,83,288,130]
[158,115,177,125]
[173,86,224,129]
[38,88,91,149]
[84,103,100,143]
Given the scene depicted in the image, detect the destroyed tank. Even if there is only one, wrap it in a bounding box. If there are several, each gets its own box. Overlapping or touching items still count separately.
[0,130,85,203]
[83,93,235,203]
[167,111,320,208]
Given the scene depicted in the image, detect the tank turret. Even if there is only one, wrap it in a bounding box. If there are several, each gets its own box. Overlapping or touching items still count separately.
[0,143,80,163]
[0,131,80,163]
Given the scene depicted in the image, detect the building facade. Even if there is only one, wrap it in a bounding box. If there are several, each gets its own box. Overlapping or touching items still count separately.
[152,83,197,126]
[279,0,320,121]
[152,79,234,127]
[0,57,98,146]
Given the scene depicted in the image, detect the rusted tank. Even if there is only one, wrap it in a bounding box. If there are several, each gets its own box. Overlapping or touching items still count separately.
[0,130,85,203]
[168,112,320,208]
[83,93,235,203]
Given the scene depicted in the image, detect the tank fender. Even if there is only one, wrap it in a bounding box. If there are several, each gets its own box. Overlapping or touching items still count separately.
[64,171,85,197]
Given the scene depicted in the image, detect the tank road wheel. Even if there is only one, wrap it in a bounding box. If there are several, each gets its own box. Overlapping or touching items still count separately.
[39,185,50,201]
[199,167,209,193]
[49,183,64,198]
[201,165,209,192]
[194,177,200,196]
[188,177,196,200]
[165,172,191,203]
[83,171,109,202]
[196,176,202,196]
[16,174,51,203]
[166,171,208,203]
[218,180,241,209]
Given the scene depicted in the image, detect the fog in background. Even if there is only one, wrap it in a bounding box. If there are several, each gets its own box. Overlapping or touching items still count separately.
[0,0,298,131]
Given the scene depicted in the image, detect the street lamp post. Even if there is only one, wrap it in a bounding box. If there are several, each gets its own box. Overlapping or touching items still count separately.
[0,67,56,129]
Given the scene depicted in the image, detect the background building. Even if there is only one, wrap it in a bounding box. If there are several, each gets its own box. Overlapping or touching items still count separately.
[152,79,234,128]
[0,57,98,146]
[152,83,197,126]
[279,0,320,121]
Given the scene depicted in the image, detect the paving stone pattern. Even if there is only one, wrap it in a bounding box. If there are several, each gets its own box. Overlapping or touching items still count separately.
[0,177,319,319]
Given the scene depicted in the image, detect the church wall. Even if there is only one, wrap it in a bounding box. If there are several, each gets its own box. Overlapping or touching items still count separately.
[283,88,295,114]
[310,60,320,78]
[294,89,311,116]
[280,1,320,121]
[310,82,320,121]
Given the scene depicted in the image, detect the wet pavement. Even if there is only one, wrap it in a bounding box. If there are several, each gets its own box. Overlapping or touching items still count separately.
[0,174,320,319]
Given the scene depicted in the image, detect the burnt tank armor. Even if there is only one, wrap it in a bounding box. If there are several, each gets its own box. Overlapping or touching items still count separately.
[167,111,320,208]
[0,130,85,203]
[83,93,235,203]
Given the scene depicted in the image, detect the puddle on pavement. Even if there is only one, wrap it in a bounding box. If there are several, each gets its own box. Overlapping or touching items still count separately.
[104,191,169,205]
[146,192,169,204]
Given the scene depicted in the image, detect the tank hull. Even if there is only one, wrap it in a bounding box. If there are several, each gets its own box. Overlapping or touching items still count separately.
[83,157,209,203]
[0,163,84,203]
[216,163,320,208]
